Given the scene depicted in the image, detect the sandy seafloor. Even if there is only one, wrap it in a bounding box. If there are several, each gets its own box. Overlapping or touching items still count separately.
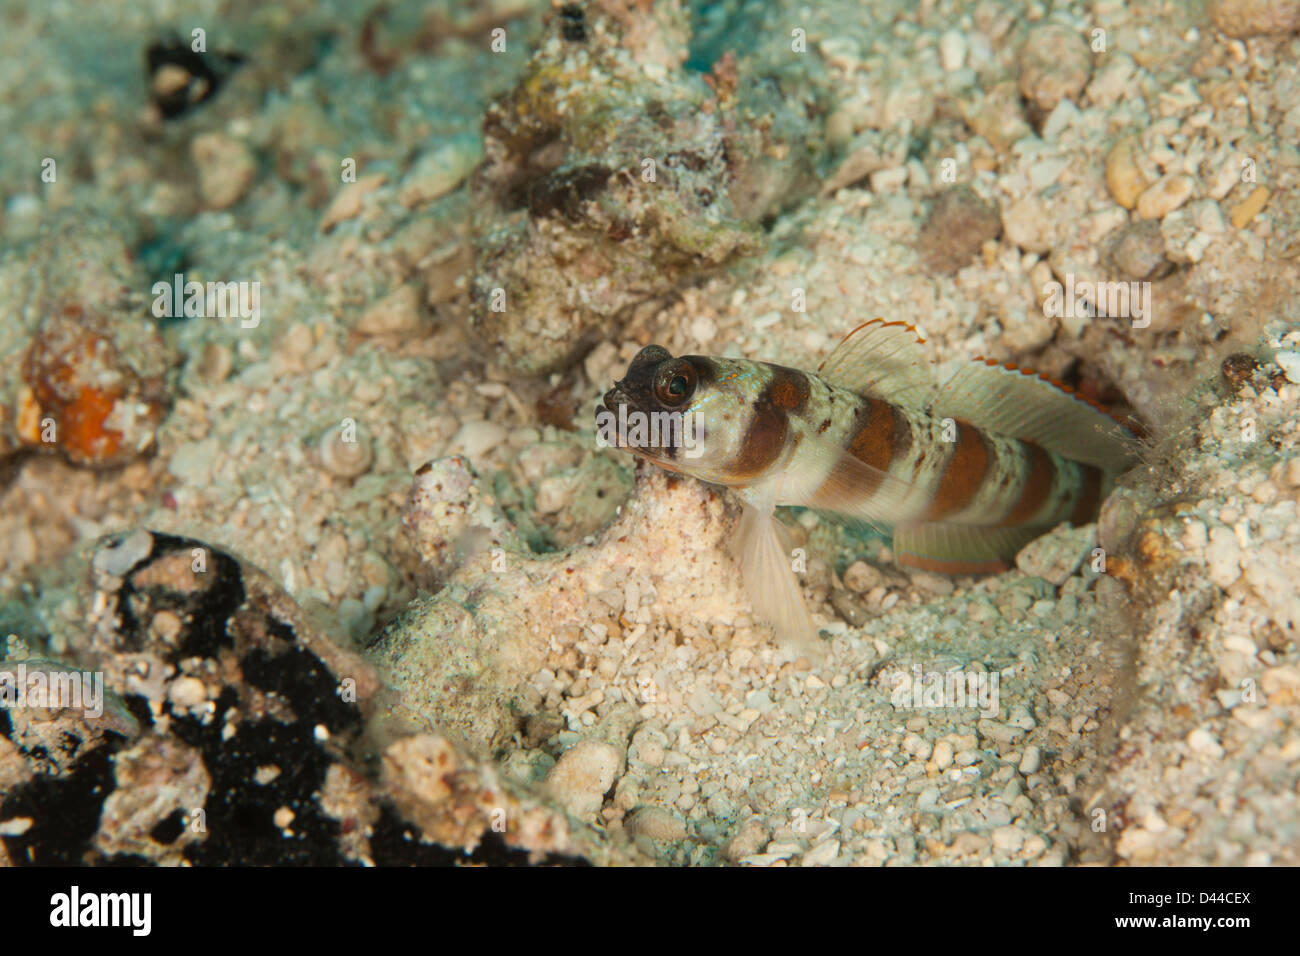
[0,0,1298,866]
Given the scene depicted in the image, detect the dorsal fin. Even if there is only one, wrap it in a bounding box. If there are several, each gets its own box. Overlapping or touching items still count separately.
[817,319,936,410]
[932,359,1138,472]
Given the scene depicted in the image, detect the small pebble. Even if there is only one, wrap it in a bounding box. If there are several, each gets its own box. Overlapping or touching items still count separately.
[938,30,967,72]
[192,132,257,210]
[992,825,1025,854]
[801,839,840,866]
[1230,186,1270,228]
[93,530,155,578]
[545,740,622,820]
[916,185,1001,276]
[1019,745,1042,775]
[1105,137,1147,210]
[724,819,768,861]
[1136,173,1196,220]
[843,560,884,593]
[1186,727,1225,759]
[1109,220,1172,280]
[1273,350,1300,384]
[978,719,1026,746]
[931,740,954,770]
[451,420,507,462]
[1209,0,1300,38]
[357,284,425,335]
[319,174,386,232]
[167,676,207,709]
[1016,525,1095,586]
[1017,23,1092,113]
[398,135,482,208]
[625,806,687,842]
[1002,195,1057,253]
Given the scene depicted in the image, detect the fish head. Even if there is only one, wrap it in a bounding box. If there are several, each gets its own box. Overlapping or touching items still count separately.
[597,345,735,480]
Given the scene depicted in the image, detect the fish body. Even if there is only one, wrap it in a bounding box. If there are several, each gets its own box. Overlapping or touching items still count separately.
[597,320,1138,657]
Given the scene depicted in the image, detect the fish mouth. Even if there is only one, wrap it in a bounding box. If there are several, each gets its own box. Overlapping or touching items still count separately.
[601,383,626,412]
[599,345,672,414]
[596,382,668,461]
[597,383,631,425]
[597,350,687,463]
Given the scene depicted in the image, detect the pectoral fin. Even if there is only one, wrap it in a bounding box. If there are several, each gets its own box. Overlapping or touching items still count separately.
[738,503,822,661]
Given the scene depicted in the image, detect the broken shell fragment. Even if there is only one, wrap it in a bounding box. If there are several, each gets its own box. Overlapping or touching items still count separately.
[317,419,373,478]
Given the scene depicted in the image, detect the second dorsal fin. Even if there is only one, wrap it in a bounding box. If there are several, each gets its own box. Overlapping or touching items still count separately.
[932,359,1138,473]
[817,319,936,410]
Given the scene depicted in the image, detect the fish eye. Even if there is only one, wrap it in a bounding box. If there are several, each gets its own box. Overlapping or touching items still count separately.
[653,361,697,407]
